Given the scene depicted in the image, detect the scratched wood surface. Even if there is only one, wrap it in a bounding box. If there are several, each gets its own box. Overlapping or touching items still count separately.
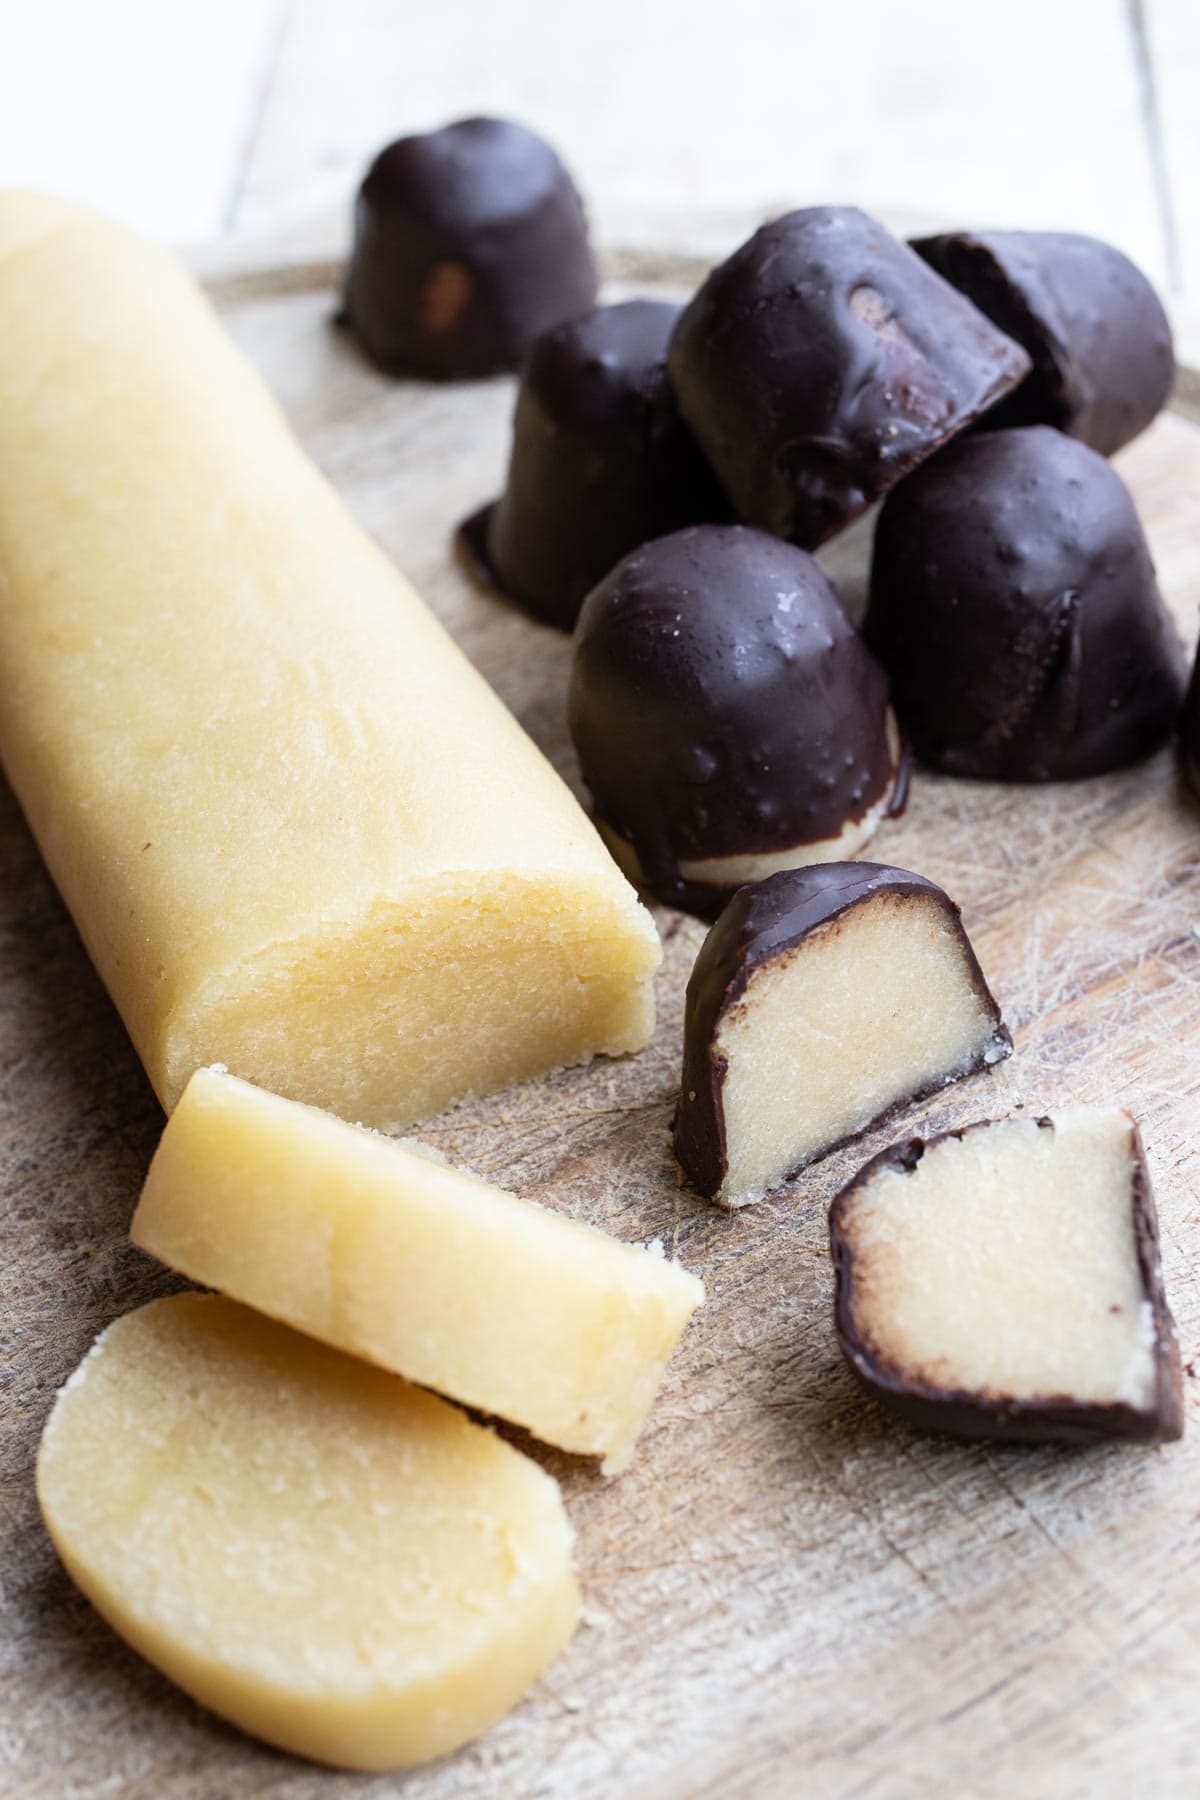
[2,256,1200,1800]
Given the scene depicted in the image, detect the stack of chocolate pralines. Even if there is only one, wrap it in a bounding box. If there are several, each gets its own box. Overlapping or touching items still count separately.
[341,118,1193,1450]
[346,122,1193,914]
[339,120,1193,890]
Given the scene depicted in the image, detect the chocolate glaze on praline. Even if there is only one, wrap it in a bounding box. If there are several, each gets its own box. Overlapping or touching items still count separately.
[829,1115,1184,1445]
[341,117,597,380]
[460,300,727,631]
[568,526,903,917]
[667,206,1032,549]
[865,426,1187,780]
[912,229,1174,456]
[673,864,1010,1200]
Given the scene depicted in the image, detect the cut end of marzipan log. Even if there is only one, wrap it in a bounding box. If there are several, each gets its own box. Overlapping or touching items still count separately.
[36,1294,580,1771]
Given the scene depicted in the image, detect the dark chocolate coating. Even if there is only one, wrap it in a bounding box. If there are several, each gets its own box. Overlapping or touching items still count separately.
[830,1115,1184,1445]
[667,206,1031,549]
[568,526,900,917]
[1182,644,1200,798]
[866,426,1187,780]
[912,229,1174,456]
[674,864,1009,1199]
[341,117,597,379]
[462,300,728,630]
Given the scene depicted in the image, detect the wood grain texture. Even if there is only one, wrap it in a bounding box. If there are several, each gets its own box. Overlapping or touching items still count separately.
[2,261,1200,1800]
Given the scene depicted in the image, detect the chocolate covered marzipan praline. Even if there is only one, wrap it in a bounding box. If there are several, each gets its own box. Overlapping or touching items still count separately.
[461,300,727,631]
[866,425,1187,780]
[341,116,597,379]
[667,205,1031,549]
[830,1111,1184,1445]
[568,526,905,918]
[912,229,1174,456]
[674,863,1010,1205]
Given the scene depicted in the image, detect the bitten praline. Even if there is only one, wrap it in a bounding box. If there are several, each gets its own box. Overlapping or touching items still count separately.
[462,300,726,631]
[912,229,1174,456]
[865,426,1187,780]
[667,206,1031,549]
[568,525,905,918]
[341,117,597,380]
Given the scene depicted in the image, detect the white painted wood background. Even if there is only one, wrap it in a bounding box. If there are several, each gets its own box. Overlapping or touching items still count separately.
[2,0,1198,358]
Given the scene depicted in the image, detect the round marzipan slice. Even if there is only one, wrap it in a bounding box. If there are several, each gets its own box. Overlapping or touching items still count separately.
[36,1294,580,1770]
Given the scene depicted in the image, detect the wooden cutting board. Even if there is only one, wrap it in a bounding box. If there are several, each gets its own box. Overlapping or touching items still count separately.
[3,251,1200,1800]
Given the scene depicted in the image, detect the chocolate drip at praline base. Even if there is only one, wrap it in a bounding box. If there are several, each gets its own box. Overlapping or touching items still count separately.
[568,525,901,917]
[912,229,1174,456]
[865,426,1187,780]
[461,300,729,632]
[341,116,597,380]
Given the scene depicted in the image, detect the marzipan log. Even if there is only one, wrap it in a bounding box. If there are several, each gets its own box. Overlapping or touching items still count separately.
[0,195,659,1126]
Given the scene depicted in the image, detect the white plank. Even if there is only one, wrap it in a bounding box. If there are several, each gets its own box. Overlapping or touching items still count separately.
[232,0,1167,285]
[0,0,287,245]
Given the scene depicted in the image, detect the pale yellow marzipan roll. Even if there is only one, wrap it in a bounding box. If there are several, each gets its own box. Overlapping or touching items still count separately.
[132,1066,705,1473]
[37,1295,580,1769]
[0,195,659,1126]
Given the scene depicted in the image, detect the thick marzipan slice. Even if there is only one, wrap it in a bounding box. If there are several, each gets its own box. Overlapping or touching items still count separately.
[131,1067,704,1474]
[830,1108,1183,1443]
[674,863,1010,1207]
[0,193,658,1130]
[36,1295,580,1770]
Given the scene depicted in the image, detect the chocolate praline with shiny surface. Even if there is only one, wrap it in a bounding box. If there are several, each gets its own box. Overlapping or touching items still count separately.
[341,117,597,380]
[912,229,1174,456]
[460,300,727,631]
[865,426,1187,780]
[568,525,904,918]
[667,206,1031,549]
